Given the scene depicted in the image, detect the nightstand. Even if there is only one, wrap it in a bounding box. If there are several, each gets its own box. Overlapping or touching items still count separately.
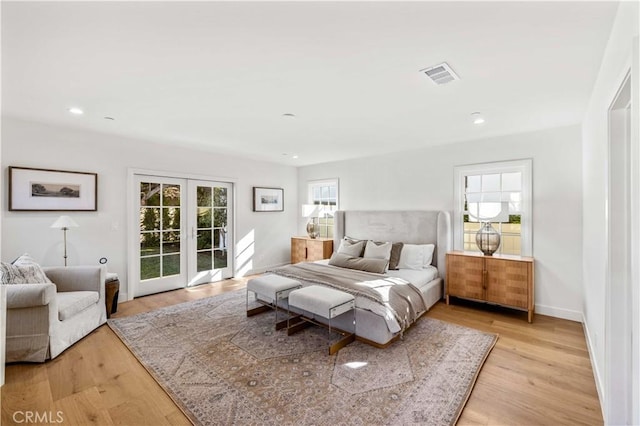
[446,250,535,322]
[291,237,333,264]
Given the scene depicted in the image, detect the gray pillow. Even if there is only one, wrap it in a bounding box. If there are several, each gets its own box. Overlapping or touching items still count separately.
[388,242,404,270]
[337,239,366,257]
[328,253,388,274]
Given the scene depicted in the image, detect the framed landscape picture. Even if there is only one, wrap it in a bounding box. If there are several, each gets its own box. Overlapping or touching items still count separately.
[253,187,284,212]
[9,166,98,211]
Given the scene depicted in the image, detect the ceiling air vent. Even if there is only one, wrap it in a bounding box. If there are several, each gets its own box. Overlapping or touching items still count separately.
[420,62,460,85]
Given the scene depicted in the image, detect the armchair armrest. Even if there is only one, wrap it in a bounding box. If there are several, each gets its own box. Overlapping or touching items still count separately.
[5,283,56,309]
[43,266,106,294]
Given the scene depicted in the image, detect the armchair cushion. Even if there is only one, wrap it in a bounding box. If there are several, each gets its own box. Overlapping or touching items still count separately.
[6,283,56,309]
[57,291,99,321]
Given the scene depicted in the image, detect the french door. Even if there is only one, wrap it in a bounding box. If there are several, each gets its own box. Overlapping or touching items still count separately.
[132,175,233,297]
[187,180,233,286]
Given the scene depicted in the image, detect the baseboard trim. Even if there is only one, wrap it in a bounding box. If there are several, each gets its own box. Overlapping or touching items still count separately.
[534,304,583,322]
[242,262,290,277]
[582,314,606,422]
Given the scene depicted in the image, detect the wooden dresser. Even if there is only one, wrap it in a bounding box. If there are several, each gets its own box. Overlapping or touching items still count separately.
[291,237,333,264]
[445,250,535,322]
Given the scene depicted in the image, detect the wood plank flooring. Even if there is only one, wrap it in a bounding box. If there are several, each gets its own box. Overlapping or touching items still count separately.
[1,277,603,425]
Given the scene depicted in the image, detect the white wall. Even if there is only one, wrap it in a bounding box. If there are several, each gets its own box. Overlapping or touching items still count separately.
[582,1,639,423]
[1,117,298,300]
[298,124,584,321]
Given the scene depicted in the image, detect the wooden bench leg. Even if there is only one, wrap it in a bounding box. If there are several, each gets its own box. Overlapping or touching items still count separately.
[329,333,355,356]
[276,316,292,330]
[287,315,310,335]
[246,305,270,317]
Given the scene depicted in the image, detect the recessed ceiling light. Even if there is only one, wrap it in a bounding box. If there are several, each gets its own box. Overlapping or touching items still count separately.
[282,113,296,118]
[471,112,485,125]
[292,155,299,159]
[68,107,84,115]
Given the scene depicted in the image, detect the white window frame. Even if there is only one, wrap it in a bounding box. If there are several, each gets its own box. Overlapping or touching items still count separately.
[307,178,339,238]
[453,159,532,256]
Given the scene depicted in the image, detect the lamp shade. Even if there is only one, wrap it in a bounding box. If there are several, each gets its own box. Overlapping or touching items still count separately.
[301,204,321,218]
[51,215,79,229]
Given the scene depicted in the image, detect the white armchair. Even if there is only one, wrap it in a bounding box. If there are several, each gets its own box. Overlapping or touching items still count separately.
[5,266,107,362]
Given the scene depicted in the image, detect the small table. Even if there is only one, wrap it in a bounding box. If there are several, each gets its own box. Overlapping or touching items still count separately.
[105,273,119,319]
[287,285,356,355]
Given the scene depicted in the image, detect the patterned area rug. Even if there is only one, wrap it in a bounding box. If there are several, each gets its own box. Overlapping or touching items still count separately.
[108,289,497,426]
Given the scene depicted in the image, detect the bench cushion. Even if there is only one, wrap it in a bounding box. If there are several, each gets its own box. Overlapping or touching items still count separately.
[247,274,301,300]
[289,285,355,319]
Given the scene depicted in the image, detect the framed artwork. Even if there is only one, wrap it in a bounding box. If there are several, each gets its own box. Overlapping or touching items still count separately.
[9,166,98,211]
[253,187,284,212]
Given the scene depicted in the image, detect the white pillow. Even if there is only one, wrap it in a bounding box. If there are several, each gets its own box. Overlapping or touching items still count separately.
[337,239,365,257]
[397,244,436,270]
[422,244,435,267]
[363,240,392,260]
[397,244,425,270]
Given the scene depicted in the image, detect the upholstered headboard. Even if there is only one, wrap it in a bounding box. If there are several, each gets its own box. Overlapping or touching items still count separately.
[333,210,452,281]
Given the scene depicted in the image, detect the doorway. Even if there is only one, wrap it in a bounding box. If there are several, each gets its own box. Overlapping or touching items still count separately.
[131,174,234,297]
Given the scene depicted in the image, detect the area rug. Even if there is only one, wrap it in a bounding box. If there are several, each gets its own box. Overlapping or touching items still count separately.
[108,289,497,426]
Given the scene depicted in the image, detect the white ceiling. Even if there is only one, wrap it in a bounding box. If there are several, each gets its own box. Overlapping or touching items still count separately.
[2,1,619,166]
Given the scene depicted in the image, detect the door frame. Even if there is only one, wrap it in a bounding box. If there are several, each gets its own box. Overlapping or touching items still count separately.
[605,67,636,425]
[126,168,237,301]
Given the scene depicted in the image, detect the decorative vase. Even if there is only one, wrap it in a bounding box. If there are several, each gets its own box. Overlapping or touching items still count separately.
[475,222,500,256]
[306,218,319,239]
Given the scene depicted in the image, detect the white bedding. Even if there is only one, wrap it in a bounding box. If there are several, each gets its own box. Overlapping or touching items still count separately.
[310,260,440,334]
[386,266,439,291]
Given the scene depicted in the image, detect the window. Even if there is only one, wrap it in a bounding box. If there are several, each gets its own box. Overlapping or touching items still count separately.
[453,160,532,256]
[307,179,339,238]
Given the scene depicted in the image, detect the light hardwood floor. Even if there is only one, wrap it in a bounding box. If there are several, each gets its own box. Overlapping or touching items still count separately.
[1,277,603,425]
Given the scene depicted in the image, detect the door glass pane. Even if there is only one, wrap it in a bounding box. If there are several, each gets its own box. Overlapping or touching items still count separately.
[163,231,180,253]
[163,184,181,206]
[214,187,227,207]
[197,208,212,228]
[214,250,227,268]
[163,207,180,230]
[140,208,160,231]
[213,229,221,248]
[214,208,227,227]
[197,186,212,207]
[197,251,212,272]
[197,230,212,250]
[140,257,160,280]
[163,254,180,276]
[140,183,160,206]
[141,232,160,255]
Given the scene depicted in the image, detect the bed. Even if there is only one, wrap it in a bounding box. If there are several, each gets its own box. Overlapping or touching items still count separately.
[269,210,452,347]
